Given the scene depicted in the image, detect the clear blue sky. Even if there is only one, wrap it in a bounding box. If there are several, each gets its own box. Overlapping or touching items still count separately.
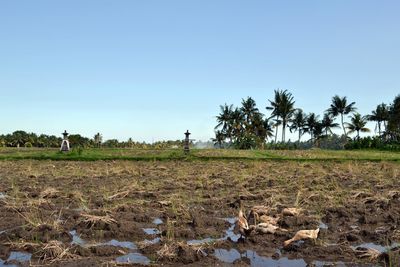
[0,1,399,142]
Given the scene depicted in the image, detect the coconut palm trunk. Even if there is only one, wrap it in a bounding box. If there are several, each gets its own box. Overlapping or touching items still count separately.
[378,121,381,136]
[341,114,347,137]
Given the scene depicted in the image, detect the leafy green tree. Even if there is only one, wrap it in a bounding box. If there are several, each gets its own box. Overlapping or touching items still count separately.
[346,113,370,140]
[327,95,357,137]
[10,130,29,147]
[69,134,91,148]
[367,103,389,136]
[103,139,120,148]
[321,113,340,136]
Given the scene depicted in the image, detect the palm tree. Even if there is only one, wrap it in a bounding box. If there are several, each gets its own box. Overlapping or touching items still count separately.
[277,90,296,142]
[367,103,389,136]
[241,97,259,126]
[327,95,357,137]
[267,89,283,143]
[387,95,400,139]
[312,121,324,147]
[346,113,370,139]
[290,109,307,143]
[306,113,319,141]
[231,107,245,142]
[215,104,234,140]
[321,113,340,136]
[251,113,273,147]
[213,130,225,148]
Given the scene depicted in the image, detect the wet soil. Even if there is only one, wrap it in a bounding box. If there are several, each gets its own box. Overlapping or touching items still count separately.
[0,160,399,266]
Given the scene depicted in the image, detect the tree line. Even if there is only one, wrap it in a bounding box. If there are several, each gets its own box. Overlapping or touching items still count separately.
[0,131,185,149]
[214,90,400,149]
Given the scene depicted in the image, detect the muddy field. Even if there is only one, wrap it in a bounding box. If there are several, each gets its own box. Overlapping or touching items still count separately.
[0,160,399,266]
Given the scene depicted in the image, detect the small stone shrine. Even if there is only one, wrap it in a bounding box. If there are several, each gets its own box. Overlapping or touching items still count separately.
[60,130,70,152]
[184,130,191,154]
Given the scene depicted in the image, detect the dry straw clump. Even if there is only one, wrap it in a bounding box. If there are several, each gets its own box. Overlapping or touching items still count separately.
[37,240,79,264]
[80,213,117,228]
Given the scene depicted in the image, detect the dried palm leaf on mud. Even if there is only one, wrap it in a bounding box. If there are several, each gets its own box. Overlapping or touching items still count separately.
[259,215,280,225]
[282,208,302,217]
[250,206,270,216]
[237,210,249,237]
[284,228,320,247]
[255,223,278,234]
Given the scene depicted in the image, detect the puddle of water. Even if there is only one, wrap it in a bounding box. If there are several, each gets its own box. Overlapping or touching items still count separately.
[0,192,6,199]
[116,252,150,265]
[223,218,240,242]
[144,237,161,245]
[313,261,348,267]
[104,240,137,250]
[187,217,240,246]
[224,217,236,225]
[143,228,160,235]
[70,230,86,246]
[70,230,137,250]
[7,251,32,262]
[0,259,17,267]
[152,218,163,225]
[187,237,215,245]
[319,222,328,230]
[214,249,307,266]
[352,242,400,253]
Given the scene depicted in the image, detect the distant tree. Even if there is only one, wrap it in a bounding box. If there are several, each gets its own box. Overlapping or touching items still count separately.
[327,95,357,137]
[313,121,324,146]
[367,103,389,136]
[212,130,225,148]
[9,131,31,147]
[231,107,245,142]
[69,134,91,148]
[387,95,400,140]
[252,113,273,148]
[321,113,340,136]
[267,89,283,143]
[215,104,234,140]
[241,97,259,126]
[277,90,296,142]
[127,138,134,148]
[346,113,370,140]
[103,139,120,148]
[290,109,307,143]
[305,113,319,141]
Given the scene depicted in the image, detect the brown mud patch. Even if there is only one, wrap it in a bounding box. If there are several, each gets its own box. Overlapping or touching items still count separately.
[0,160,399,266]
